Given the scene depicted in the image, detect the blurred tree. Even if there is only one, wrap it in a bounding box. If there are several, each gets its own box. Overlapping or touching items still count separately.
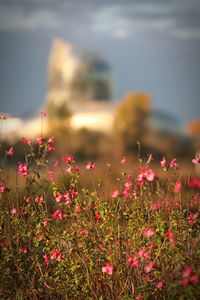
[114,92,151,152]
[46,100,71,139]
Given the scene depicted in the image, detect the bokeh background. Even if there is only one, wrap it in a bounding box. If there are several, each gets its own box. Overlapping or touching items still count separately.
[0,0,200,168]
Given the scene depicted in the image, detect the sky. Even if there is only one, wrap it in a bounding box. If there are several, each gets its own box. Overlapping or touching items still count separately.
[0,0,200,124]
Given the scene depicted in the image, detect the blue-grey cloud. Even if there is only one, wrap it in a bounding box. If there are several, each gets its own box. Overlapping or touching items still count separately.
[0,0,200,41]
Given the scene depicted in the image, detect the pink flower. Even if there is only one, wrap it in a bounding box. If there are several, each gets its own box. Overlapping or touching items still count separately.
[41,111,47,117]
[25,197,30,203]
[11,208,18,215]
[111,190,120,198]
[174,180,182,193]
[64,192,70,203]
[137,167,156,183]
[49,169,54,181]
[21,137,31,145]
[35,196,44,204]
[165,230,175,246]
[148,241,157,250]
[80,229,89,238]
[144,168,156,181]
[98,243,106,250]
[47,144,55,152]
[180,278,190,286]
[182,265,192,278]
[144,261,154,273]
[20,246,27,254]
[127,256,139,269]
[17,162,28,177]
[120,155,126,165]
[188,177,200,188]
[190,272,199,286]
[187,212,199,225]
[66,165,73,173]
[63,155,75,164]
[0,182,6,193]
[50,248,62,261]
[102,263,114,275]
[48,136,55,144]
[0,114,7,120]
[156,279,164,289]
[170,158,178,168]
[95,212,101,221]
[43,254,49,266]
[192,156,200,165]
[86,162,96,170]
[53,160,60,167]
[36,136,43,145]
[138,248,149,260]
[160,157,167,168]
[42,220,49,227]
[7,147,14,156]
[143,227,155,238]
[150,202,161,211]
[55,192,63,203]
[52,209,64,220]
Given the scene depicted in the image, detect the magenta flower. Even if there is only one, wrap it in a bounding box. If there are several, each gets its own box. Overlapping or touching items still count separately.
[36,136,43,145]
[7,147,14,157]
[50,249,62,261]
[86,162,96,170]
[143,227,155,238]
[63,155,75,164]
[53,160,60,167]
[160,156,167,168]
[17,162,28,177]
[111,190,120,198]
[180,278,190,286]
[43,254,49,266]
[98,243,106,250]
[187,212,199,225]
[188,177,200,188]
[52,209,64,220]
[0,114,7,120]
[192,156,200,165]
[19,246,28,254]
[48,136,55,144]
[144,261,154,273]
[174,180,182,193]
[127,256,139,269]
[95,212,101,221]
[120,155,127,165]
[182,265,192,278]
[102,262,114,275]
[165,230,175,246]
[0,182,6,193]
[156,279,164,289]
[49,169,54,181]
[40,111,47,117]
[55,192,63,203]
[42,220,49,227]
[21,137,32,145]
[190,272,199,285]
[170,158,178,168]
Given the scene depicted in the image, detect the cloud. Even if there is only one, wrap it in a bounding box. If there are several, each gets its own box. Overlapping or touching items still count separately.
[92,2,200,40]
[0,4,62,31]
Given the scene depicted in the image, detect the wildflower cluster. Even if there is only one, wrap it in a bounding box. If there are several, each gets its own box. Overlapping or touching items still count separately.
[0,120,199,299]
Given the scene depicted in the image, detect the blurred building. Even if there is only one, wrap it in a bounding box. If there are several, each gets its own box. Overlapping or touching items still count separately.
[47,38,112,111]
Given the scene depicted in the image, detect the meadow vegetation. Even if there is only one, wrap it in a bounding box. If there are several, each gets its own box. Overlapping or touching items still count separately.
[0,114,199,299]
